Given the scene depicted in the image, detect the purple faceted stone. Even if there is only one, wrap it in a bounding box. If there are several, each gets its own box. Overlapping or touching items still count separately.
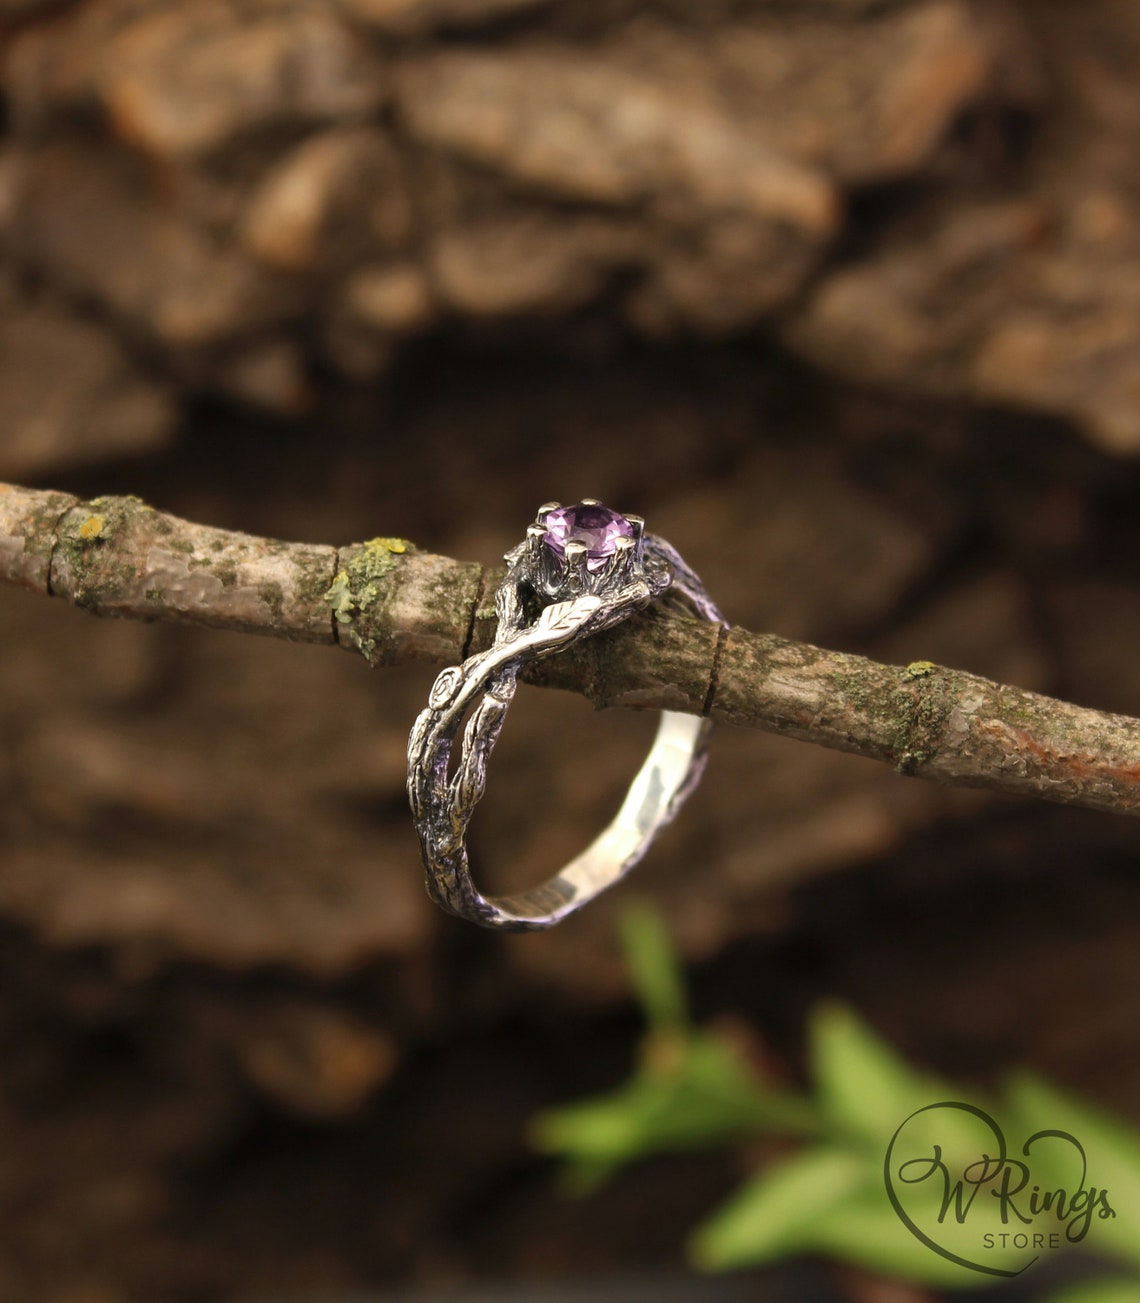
[543,503,633,572]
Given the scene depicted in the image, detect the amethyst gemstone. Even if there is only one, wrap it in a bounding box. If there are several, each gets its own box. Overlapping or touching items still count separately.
[543,503,633,572]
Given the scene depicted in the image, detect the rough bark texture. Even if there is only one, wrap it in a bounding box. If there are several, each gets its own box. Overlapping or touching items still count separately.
[6,479,1140,824]
[0,0,1136,453]
[2,3,1140,1301]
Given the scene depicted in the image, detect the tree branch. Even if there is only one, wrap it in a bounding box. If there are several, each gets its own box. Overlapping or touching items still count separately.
[4,481,1140,818]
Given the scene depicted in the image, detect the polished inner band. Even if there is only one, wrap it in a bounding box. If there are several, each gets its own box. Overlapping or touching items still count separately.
[407,514,723,930]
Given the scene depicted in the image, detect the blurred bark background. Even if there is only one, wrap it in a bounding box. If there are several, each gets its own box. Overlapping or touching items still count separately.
[0,1,1139,1300]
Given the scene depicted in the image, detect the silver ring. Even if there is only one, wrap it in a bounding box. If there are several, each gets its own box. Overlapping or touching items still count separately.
[406,501,725,930]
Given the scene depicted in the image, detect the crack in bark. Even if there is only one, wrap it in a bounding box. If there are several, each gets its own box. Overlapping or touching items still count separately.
[42,495,76,598]
[329,546,343,648]
[702,620,729,719]
[461,562,487,663]
[4,481,1140,820]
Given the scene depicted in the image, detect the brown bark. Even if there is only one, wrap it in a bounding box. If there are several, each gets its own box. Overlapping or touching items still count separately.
[1,8,1138,1297]
[4,479,1140,819]
[8,0,1138,461]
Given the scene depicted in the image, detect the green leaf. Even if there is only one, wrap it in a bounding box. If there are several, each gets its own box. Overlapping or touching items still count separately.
[532,1030,814,1184]
[696,1147,1015,1287]
[810,1002,952,1149]
[1039,1278,1140,1303]
[690,1147,865,1269]
[620,902,689,1033]
[810,1185,993,1289]
[532,907,818,1192]
[1004,1073,1140,1269]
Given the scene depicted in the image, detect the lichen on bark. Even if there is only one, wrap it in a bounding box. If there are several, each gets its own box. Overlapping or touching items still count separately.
[325,536,413,662]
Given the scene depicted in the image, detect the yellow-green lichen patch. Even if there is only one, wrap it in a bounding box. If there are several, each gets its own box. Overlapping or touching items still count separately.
[364,536,408,557]
[53,495,152,611]
[326,571,356,626]
[351,537,412,614]
[905,660,938,679]
[78,514,107,541]
[323,536,414,661]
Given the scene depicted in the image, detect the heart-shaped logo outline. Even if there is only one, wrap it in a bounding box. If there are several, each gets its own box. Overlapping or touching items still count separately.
[884,1100,1051,1279]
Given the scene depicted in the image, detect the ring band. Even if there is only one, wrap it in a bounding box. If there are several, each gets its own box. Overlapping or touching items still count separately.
[406,501,724,930]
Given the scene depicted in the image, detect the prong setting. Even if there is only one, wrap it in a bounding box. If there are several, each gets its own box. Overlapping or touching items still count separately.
[562,540,589,593]
[512,500,663,603]
[616,533,639,577]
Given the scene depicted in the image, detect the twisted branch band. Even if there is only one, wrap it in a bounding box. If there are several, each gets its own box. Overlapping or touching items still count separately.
[406,501,726,929]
